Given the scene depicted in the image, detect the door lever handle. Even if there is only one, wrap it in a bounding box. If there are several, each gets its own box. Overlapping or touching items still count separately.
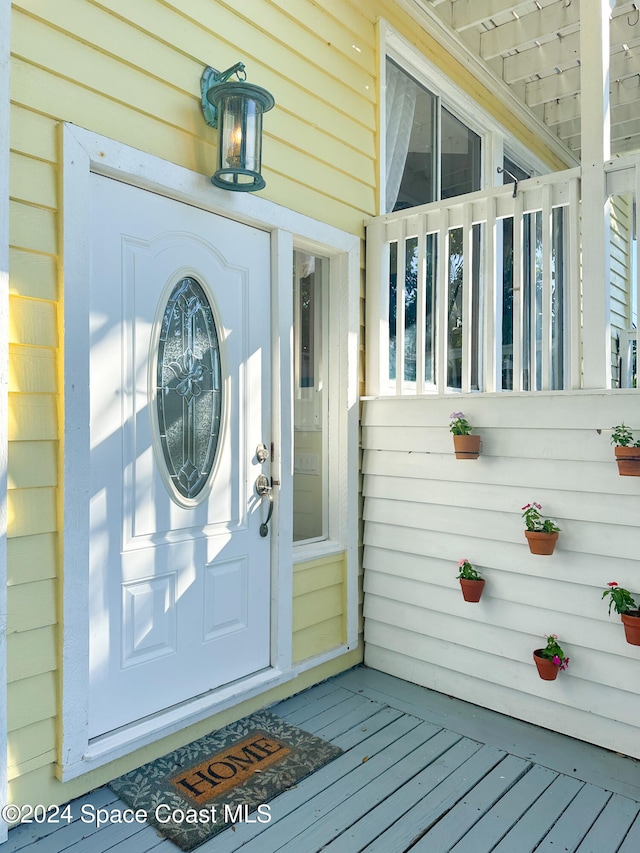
[255,474,274,537]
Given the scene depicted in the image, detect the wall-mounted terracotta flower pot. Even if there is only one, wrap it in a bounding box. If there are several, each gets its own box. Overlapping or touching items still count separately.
[614,446,640,477]
[459,578,485,602]
[621,612,640,646]
[533,650,559,680]
[453,434,481,459]
[525,530,558,555]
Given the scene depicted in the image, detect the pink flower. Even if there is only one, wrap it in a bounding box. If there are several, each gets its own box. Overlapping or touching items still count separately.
[458,559,469,567]
[552,655,561,667]
[521,504,530,511]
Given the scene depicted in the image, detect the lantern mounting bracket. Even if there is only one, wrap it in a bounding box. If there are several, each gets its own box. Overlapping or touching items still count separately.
[201,63,247,128]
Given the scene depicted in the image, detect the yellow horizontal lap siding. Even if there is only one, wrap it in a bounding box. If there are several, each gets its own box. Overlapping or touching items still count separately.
[8,441,57,489]
[10,104,58,162]
[300,0,374,44]
[293,585,344,632]
[8,722,57,782]
[293,559,344,596]
[293,617,346,663]
[275,111,375,186]
[7,672,57,732]
[9,248,58,301]
[11,61,214,179]
[7,626,57,682]
[266,0,376,70]
[7,533,58,586]
[12,12,202,132]
[13,4,374,137]
[155,0,376,105]
[10,151,57,209]
[8,393,58,441]
[9,201,57,255]
[9,296,57,347]
[267,137,375,213]
[9,344,56,393]
[7,488,57,539]
[7,579,57,633]
[292,553,347,662]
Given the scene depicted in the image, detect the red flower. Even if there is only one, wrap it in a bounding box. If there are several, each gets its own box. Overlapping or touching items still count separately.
[608,582,618,587]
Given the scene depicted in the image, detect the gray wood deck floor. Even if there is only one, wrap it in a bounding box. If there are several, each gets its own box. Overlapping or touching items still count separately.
[6,666,640,852]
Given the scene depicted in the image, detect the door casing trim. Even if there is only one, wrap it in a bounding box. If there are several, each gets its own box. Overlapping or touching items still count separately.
[0,0,10,838]
[60,123,360,780]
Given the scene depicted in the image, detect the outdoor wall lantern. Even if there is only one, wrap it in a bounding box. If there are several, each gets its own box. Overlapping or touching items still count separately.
[200,62,275,192]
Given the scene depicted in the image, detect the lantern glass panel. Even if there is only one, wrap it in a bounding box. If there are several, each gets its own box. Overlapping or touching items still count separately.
[218,95,264,188]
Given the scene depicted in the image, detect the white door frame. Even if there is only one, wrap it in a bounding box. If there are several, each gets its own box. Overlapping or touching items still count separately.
[0,0,10,839]
[60,123,359,780]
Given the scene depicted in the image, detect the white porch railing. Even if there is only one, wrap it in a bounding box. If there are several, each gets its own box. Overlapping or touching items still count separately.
[366,161,638,396]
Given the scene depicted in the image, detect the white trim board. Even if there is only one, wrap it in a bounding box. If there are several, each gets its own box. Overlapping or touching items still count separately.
[60,123,360,780]
[0,0,10,842]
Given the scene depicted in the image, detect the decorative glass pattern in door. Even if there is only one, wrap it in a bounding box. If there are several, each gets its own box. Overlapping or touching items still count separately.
[155,277,222,504]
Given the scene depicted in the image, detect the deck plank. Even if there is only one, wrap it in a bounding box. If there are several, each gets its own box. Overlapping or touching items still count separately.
[409,754,532,852]
[574,793,640,853]
[275,685,354,726]
[271,728,463,852]
[617,811,640,853]
[450,764,558,853]
[364,745,507,853]
[319,736,483,853]
[268,678,338,717]
[491,774,585,853]
[282,692,377,735]
[534,783,612,852]
[312,697,388,742]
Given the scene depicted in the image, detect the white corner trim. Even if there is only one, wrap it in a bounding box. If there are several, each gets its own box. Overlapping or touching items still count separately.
[387,5,579,171]
[60,124,360,777]
[0,0,10,842]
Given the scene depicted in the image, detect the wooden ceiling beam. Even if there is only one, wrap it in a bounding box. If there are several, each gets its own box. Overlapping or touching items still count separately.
[526,66,581,107]
[544,75,640,125]
[503,31,580,83]
[481,2,580,60]
[481,5,640,61]
[452,0,531,32]
[526,47,640,105]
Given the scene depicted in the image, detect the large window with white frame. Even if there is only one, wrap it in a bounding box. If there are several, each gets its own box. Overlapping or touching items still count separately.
[385,57,482,214]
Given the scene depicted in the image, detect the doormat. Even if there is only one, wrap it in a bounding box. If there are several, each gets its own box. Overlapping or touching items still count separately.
[109,710,342,851]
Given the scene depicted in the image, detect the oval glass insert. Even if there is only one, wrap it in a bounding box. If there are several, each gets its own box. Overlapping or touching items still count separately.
[156,277,222,501]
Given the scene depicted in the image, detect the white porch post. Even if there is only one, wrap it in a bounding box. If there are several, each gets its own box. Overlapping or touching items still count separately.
[580,0,614,388]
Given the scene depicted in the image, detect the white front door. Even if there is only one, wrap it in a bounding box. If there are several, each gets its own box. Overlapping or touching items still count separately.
[88,176,272,738]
